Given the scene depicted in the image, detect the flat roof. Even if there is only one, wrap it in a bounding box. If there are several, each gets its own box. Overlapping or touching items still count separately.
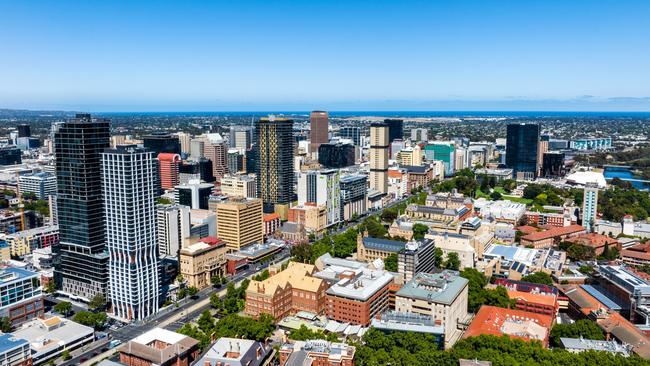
[0,333,28,353]
[396,271,468,305]
[326,269,394,301]
[12,317,94,358]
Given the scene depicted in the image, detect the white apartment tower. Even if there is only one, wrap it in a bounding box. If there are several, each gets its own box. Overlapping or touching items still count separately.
[156,204,191,258]
[102,145,159,322]
[370,123,389,193]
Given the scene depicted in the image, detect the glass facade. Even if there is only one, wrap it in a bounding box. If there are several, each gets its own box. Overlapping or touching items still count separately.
[505,123,540,178]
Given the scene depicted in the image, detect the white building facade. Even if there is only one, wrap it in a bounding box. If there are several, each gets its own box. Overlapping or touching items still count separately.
[102,146,159,322]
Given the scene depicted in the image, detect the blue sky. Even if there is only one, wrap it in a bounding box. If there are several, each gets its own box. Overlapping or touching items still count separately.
[1,0,649,112]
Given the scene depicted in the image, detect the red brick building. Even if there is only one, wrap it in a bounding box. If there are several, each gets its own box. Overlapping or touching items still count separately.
[520,224,586,248]
[118,327,199,366]
[565,233,620,256]
[507,289,559,318]
[279,341,355,366]
[263,213,281,238]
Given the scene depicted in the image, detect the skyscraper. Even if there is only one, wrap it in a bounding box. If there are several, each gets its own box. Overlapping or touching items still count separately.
[203,134,228,181]
[384,118,404,144]
[339,126,361,146]
[310,111,329,154]
[215,198,264,251]
[102,145,159,321]
[582,184,599,232]
[424,143,455,176]
[229,126,252,153]
[370,123,389,194]
[143,132,181,155]
[156,204,190,258]
[158,153,181,190]
[255,116,295,213]
[297,169,341,227]
[53,113,110,300]
[505,123,540,179]
[17,124,31,138]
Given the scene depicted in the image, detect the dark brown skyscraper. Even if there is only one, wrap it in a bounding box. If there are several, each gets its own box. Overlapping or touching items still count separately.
[309,110,329,153]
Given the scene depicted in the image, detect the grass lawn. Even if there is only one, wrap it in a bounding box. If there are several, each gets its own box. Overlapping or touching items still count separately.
[501,195,533,205]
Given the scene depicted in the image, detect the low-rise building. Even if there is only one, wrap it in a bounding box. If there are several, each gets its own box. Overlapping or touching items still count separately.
[595,265,650,326]
[621,243,650,266]
[0,267,43,328]
[507,289,559,317]
[406,204,472,227]
[17,172,56,200]
[481,244,566,280]
[564,233,619,256]
[118,327,200,366]
[425,231,476,269]
[198,338,271,366]
[426,191,470,209]
[474,199,526,224]
[287,204,327,234]
[370,311,445,349]
[560,337,631,357]
[263,213,281,238]
[12,316,94,365]
[355,234,406,262]
[0,333,31,366]
[279,340,355,366]
[245,262,328,319]
[395,271,469,348]
[463,306,553,347]
[525,210,572,228]
[4,225,58,257]
[520,224,586,248]
[325,266,394,326]
[179,237,228,290]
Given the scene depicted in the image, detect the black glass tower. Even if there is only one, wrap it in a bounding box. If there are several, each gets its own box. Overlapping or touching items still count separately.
[384,119,404,143]
[255,117,295,213]
[53,113,110,300]
[505,123,540,178]
[17,124,31,138]
[143,132,181,155]
[318,143,355,168]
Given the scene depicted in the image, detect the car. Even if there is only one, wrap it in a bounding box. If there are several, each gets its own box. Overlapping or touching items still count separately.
[80,358,87,363]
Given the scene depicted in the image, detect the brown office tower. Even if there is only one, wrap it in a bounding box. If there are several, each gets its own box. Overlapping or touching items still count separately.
[310,110,329,154]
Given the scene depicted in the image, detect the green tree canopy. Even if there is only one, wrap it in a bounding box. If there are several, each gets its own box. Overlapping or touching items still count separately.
[550,320,605,347]
[521,272,553,286]
[384,253,398,272]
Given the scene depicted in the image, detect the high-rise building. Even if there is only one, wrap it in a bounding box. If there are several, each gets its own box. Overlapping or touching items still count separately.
[411,128,428,142]
[227,149,244,174]
[384,118,404,143]
[369,123,389,194]
[229,126,252,153]
[102,145,159,321]
[220,174,257,198]
[157,153,181,191]
[340,175,368,221]
[176,132,192,155]
[0,146,22,166]
[424,143,455,176]
[318,143,355,168]
[255,116,295,213]
[397,238,436,282]
[156,204,190,258]
[179,158,214,184]
[175,180,214,210]
[189,138,205,160]
[339,126,361,146]
[17,124,31,138]
[582,184,599,232]
[297,169,341,227]
[541,152,565,177]
[310,111,329,153]
[203,134,229,181]
[143,132,181,155]
[53,113,110,300]
[537,137,549,177]
[506,123,540,179]
[216,198,264,251]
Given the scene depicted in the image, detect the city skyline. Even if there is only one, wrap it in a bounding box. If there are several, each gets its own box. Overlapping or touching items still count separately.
[1,1,650,112]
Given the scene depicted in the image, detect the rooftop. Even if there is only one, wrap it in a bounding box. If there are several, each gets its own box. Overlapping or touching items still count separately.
[121,327,199,364]
[371,311,444,335]
[362,237,406,253]
[326,268,394,301]
[12,316,94,358]
[200,337,270,366]
[248,262,324,296]
[0,333,28,353]
[464,306,553,345]
[560,337,630,356]
[396,271,468,305]
[521,224,586,242]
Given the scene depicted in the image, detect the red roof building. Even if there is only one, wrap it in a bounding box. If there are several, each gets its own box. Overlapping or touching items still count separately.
[463,306,553,347]
[507,289,559,317]
[565,233,620,256]
[621,243,650,266]
[520,224,586,248]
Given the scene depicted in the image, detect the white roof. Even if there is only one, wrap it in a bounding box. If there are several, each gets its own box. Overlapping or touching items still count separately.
[566,171,607,188]
[132,327,186,345]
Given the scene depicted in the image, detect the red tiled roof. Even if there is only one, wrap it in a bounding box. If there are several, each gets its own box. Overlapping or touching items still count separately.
[264,213,281,222]
[622,243,650,261]
[521,224,585,242]
[507,290,557,307]
[517,225,539,235]
[565,233,617,248]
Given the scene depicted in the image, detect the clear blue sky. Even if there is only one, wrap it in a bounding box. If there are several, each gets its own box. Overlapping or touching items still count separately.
[1,0,649,112]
